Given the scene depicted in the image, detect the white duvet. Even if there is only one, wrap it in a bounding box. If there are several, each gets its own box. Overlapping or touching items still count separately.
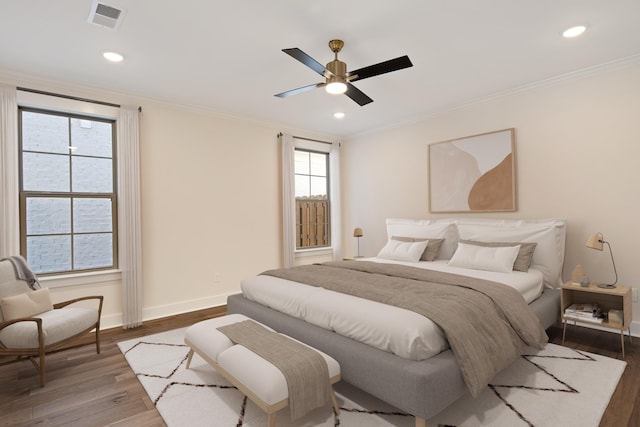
[240,258,544,361]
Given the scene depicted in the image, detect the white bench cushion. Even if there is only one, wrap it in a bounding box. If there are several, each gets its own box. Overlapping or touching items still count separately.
[217,333,341,406]
[184,313,276,362]
[185,314,341,406]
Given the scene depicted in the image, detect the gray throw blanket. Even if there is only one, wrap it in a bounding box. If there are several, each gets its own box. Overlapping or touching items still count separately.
[262,261,548,397]
[1,255,41,290]
[217,320,331,420]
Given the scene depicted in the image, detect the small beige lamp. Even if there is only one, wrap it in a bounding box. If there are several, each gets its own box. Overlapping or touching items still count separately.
[353,227,364,258]
[586,232,618,288]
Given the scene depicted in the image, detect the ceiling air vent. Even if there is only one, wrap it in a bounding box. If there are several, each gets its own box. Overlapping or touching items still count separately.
[87,0,126,30]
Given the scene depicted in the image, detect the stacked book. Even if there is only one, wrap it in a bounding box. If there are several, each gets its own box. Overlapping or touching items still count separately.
[564,303,603,324]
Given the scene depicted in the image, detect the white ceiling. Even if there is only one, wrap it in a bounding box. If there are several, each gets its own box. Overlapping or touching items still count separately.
[1,0,640,137]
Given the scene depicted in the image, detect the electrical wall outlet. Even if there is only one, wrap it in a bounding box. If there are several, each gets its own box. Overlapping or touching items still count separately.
[214,272,220,283]
[633,287,638,303]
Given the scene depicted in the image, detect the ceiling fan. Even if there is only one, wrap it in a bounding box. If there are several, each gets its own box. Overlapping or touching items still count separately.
[274,39,413,106]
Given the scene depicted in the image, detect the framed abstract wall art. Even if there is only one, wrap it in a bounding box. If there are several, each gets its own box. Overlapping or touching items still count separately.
[428,128,516,213]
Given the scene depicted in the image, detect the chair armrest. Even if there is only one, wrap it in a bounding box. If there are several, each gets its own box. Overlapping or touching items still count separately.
[0,316,43,332]
[0,317,45,351]
[53,296,104,324]
[53,295,104,311]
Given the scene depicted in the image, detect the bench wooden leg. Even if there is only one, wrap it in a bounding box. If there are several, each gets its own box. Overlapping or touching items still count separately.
[185,349,194,369]
[267,412,276,427]
[415,416,427,427]
[329,385,340,415]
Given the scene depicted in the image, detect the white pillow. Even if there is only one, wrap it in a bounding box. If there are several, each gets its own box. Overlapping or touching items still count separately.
[0,288,53,321]
[386,218,456,259]
[448,242,521,273]
[377,239,429,263]
[455,219,566,287]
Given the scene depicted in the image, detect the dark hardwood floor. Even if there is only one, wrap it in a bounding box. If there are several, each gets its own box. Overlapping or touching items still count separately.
[0,308,638,427]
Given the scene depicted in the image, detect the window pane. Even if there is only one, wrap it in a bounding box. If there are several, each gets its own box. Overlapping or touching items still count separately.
[309,152,327,176]
[295,175,310,197]
[22,152,70,192]
[27,235,72,274]
[21,111,69,154]
[74,234,113,269]
[294,151,310,174]
[26,197,71,235]
[72,157,113,193]
[73,198,113,233]
[310,176,327,197]
[70,119,113,157]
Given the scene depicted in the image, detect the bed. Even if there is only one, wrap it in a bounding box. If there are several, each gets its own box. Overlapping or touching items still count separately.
[227,218,566,426]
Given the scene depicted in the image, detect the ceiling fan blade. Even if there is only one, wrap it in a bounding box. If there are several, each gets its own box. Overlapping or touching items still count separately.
[347,55,413,82]
[282,48,331,77]
[275,82,325,98]
[345,83,373,106]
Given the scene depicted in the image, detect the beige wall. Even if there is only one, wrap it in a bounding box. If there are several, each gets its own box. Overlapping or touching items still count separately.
[3,61,639,333]
[1,70,334,328]
[341,61,640,333]
[138,103,283,320]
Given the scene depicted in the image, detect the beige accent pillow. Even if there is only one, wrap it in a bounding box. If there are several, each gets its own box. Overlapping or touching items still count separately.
[459,240,537,272]
[392,236,445,261]
[0,288,53,321]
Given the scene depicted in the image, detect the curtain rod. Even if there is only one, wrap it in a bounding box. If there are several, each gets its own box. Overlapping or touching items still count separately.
[17,87,142,112]
[277,132,333,145]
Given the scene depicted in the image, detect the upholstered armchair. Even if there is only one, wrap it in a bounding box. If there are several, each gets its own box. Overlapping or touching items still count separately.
[0,257,103,386]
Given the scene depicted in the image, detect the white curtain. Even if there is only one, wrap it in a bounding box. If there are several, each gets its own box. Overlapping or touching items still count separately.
[0,84,19,258]
[117,107,143,329]
[330,142,342,260]
[280,133,296,268]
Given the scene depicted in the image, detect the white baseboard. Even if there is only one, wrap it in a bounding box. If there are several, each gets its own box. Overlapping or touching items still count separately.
[99,292,234,330]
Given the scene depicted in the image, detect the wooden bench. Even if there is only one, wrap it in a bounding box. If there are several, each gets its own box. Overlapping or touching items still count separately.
[184,314,341,426]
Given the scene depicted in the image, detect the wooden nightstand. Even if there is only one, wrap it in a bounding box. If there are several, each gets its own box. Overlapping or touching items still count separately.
[561,282,632,357]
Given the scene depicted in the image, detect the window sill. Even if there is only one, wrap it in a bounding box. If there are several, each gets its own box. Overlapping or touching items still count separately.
[39,269,122,289]
[295,247,333,258]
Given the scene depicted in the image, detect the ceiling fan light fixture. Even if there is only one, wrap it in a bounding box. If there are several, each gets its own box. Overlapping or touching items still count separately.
[326,80,347,94]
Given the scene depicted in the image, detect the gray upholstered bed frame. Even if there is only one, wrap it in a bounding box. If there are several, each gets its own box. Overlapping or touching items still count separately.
[227,288,560,427]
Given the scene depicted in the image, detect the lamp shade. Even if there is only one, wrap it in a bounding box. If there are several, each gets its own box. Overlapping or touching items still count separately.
[586,232,604,251]
[353,227,363,238]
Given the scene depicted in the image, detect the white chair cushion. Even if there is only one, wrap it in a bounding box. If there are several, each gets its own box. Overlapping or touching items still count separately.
[0,307,98,349]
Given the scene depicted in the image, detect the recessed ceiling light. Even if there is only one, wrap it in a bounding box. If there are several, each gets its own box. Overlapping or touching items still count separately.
[562,25,587,38]
[103,51,124,62]
[333,112,345,119]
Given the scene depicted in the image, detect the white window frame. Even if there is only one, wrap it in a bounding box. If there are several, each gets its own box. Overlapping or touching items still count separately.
[288,137,341,263]
[15,91,123,288]
[18,107,118,275]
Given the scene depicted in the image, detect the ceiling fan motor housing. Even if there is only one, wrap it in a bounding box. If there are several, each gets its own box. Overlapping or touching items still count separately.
[326,59,347,78]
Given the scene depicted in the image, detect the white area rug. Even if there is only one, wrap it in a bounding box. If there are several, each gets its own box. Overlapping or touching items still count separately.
[118,328,626,427]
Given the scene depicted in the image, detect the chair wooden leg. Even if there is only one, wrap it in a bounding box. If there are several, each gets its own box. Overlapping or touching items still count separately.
[96,327,101,354]
[415,416,427,427]
[39,350,46,387]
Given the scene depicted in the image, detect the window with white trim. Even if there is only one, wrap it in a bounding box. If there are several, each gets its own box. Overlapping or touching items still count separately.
[18,107,117,275]
[294,148,330,249]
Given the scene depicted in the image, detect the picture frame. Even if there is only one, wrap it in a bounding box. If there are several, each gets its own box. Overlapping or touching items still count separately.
[428,128,516,213]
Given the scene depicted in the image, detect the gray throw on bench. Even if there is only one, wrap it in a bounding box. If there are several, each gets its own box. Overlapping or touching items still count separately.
[217,319,331,420]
